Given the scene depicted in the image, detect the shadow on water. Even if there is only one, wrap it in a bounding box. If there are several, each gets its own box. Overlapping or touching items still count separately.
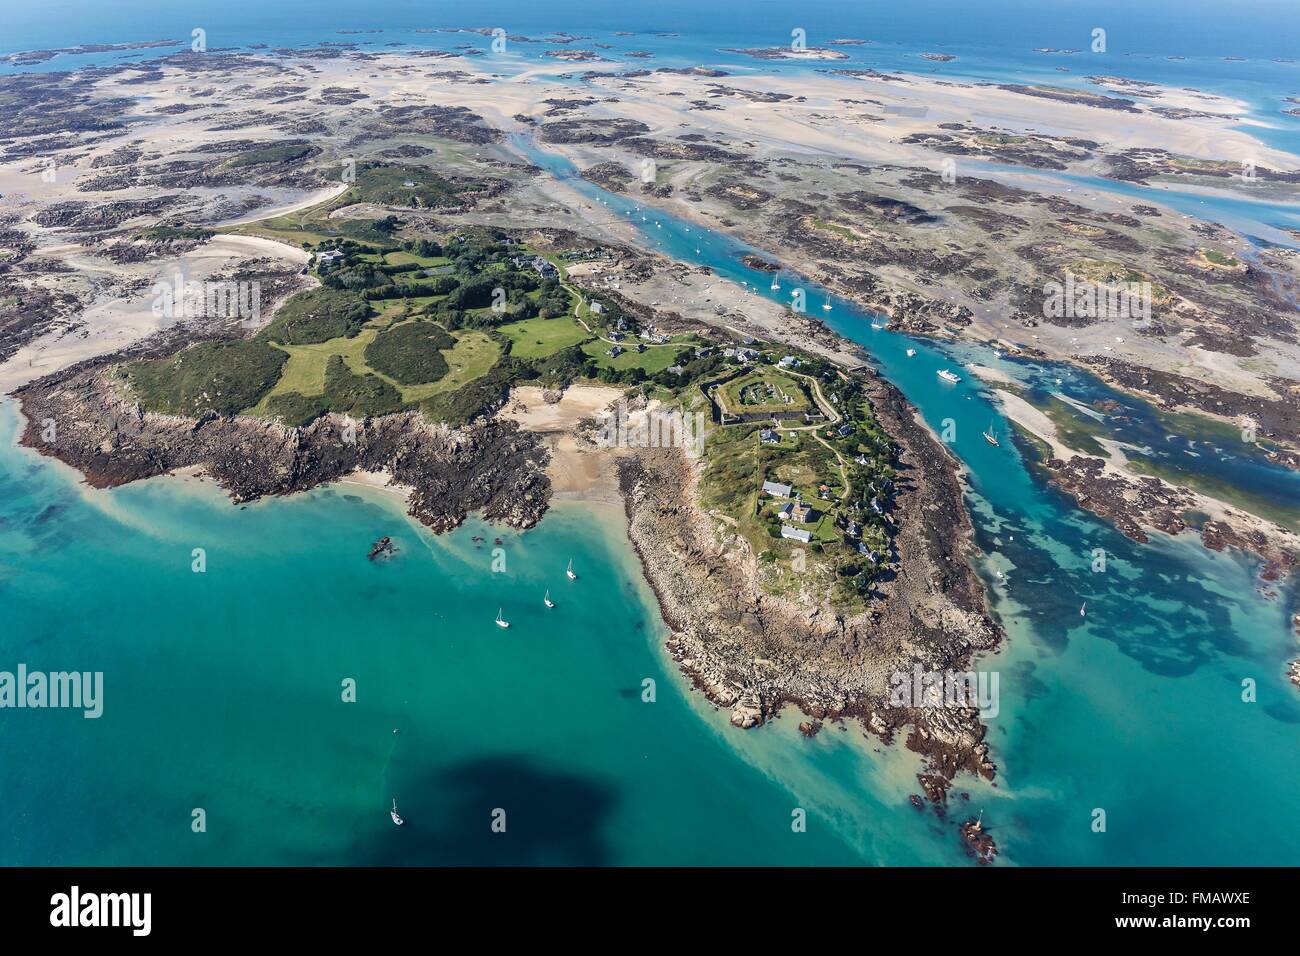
[974,449,1256,677]
[336,756,618,866]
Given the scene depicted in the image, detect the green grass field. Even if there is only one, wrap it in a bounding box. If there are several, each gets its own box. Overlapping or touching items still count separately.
[253,330,378,411]
[581,338,691,374]
[383,251,451,268]
[394,330,499,402]
[250,310,499,415]
[498,316,592,360]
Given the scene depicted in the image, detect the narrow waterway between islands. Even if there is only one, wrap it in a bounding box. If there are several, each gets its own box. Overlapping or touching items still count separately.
[513,133,1300,864]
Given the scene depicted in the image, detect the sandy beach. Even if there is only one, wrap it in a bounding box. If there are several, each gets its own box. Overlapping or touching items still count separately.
[498,384,625,503]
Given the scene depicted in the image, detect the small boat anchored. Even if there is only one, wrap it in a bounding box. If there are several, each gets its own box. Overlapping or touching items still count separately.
[496,608,510,629]
[566,559,578,581]
[983,419,1000,447]
[390,800,404,826]
[1080,602,1087,618]
[937,368,962,384]
[544,590,555,609]
[770,277,781,291]
[822,299,831,311]
[906,348,916,357]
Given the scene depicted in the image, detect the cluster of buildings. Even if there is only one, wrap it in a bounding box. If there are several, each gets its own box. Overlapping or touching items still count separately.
[560,247,612,261]
[761,479,816,544]
[722,346,760,363]
[509,254,559,280]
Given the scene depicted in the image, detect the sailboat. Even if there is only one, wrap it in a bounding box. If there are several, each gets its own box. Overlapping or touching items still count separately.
[544,590,555,609]
[496,608,510,629]
[1079,602,1087,618]
[390,800,404,826]
[770,276,780,291]
[566,559,578,581]
[822,299,832,311]
[983,419,1000,447]
[906,348,916,357]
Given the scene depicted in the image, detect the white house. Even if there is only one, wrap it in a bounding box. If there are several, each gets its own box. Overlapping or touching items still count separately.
[762,480,793,498]
[781,525,812,544]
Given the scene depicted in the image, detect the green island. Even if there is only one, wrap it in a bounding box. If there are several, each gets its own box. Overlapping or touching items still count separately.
[120,225,704,427]
[117,199,899,606]
[682,354,898,611]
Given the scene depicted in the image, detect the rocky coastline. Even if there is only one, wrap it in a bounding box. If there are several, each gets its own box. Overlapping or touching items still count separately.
[617,370,1002,805]
[1041,454,1297,582]
[13,362,551,534]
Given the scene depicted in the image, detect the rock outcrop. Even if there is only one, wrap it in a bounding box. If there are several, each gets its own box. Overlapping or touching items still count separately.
[15,366,551,534]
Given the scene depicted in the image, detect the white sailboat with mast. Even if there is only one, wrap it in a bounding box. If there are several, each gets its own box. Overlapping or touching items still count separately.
[566,559,578,581]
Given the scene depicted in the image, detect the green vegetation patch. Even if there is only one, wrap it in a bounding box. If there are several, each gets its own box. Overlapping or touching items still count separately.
[257,288,371,346]
[418,357,517,426]
[581,338,692,375]
[335,163,470,210]
[364,320,455,386]
[384,250,451,268]
[226,142,318,168]
[262,391,330,428]
[497,316,592,361]
[336,217,403,246]
[321,354,402,418]
[1200,248,1242,268]
[400,330,500,401]
[698,423,760,516]
[126,339,287,416]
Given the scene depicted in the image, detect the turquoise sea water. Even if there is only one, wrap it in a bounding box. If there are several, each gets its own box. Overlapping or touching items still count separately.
[0,402,935,866]
[1,1,1299,865]
[509,136,1300,864]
